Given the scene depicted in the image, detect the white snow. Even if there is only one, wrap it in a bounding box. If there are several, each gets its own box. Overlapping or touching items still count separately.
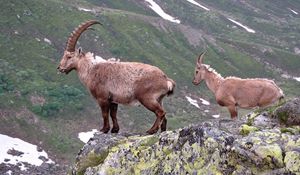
[212,114,220,118]
[227,18,256,33]
[289,8,298,15]
[281,74,300,82]
[145,0,180,24]
[0,134,54,170]
[185,0,210,11]
[6,170,12,175]
[43,38,52,45]
[204,110,209,113]
[293,77,300,82]
[199,98,210,105]
[185,96,200,109]
[78,129,98,143]
[78,7,93,12]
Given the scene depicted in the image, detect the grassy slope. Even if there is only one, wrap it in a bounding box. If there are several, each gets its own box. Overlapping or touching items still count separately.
[0,0,299,166]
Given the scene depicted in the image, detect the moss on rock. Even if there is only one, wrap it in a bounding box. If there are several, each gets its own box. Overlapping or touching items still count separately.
[240,124,259,136]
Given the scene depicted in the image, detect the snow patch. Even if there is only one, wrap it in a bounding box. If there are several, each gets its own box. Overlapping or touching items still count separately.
[281,74,290,79]
[78,129,98,143]
[145,0,180,24]
[199,98,210,105]
[293,77,300,82]
[185,0,210,11]
[227,18,256,33]
[43,38,52,45]
[288,8,298,15]
[281,74,300,82]
[0,134,54,170]
[204,110,209,113]
[185,96,200,109]
[78,7,93,12]
[212,114,220,118]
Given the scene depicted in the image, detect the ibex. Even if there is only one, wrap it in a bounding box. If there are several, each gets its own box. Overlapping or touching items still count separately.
[192,52,284,119]
[57,20,175,134]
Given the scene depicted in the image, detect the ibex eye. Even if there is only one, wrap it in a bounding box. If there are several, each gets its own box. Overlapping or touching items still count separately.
[196,71,199,74]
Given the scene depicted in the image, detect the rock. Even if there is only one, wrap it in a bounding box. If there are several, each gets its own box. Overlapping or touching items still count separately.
[273,97,300,126]
[7,148,24,156]
[72,126,299,175]
[37,146,43,152]
[285,151,300,173]
[71,98,300,175]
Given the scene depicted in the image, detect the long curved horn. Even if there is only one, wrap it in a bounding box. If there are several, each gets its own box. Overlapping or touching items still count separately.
[66,20,102,52]
[197,51,206,65]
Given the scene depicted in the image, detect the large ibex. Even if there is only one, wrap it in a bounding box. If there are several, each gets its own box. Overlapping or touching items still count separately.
[57,20,175,134]
[192,52,284,119]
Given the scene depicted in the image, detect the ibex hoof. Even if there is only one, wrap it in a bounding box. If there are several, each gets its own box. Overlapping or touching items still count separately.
[100,127,110,133]
[160,127,166,132]
[111,127,119,133]
[146,129,158,135]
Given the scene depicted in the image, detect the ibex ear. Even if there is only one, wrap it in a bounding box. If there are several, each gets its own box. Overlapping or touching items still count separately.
[197,51,206,66]
[75,47,84,58]
[77,47,82,54]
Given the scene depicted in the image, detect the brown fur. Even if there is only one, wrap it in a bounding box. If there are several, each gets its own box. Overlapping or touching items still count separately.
[192,52,284,119]
[57,21,175,134]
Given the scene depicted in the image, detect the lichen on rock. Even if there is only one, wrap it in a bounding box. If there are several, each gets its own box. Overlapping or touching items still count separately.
[71,98,300,175]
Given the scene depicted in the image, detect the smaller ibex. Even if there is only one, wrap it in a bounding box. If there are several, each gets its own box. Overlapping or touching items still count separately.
[192,52,284,119]
[57,20,175,134]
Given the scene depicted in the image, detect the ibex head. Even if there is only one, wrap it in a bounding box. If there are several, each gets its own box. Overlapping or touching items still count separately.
[192,52,206,85]
[57,20,102,74]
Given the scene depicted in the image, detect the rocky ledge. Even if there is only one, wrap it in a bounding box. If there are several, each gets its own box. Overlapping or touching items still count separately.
[71,98,300,175]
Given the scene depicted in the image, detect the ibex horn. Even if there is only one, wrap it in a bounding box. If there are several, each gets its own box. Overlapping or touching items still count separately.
[198,51,206,64]
[66,20,102,52]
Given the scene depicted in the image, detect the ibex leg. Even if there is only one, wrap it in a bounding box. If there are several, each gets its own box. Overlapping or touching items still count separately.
[158,99,167,132]
[110,103,119,133]
[99,101,110,133]
[227,105,238,119]
[140,98,165,134]
[160,117,167,132]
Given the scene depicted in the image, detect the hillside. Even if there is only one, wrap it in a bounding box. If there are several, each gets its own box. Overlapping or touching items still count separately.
[0,0,299,174]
